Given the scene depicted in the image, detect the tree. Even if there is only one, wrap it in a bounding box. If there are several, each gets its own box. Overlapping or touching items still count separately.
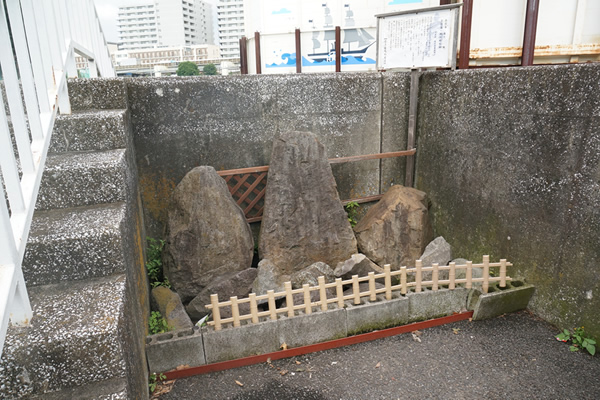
[176,61,200,76]
[203,63,218,76]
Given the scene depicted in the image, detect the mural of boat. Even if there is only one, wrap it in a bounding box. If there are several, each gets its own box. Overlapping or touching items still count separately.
[307,28,375,63]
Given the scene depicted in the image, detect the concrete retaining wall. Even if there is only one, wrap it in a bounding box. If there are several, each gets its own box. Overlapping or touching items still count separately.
[126,73,410,238]
[415,63,600,338]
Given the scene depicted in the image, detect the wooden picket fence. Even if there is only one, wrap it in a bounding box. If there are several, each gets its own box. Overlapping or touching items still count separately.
[206,255,512,331]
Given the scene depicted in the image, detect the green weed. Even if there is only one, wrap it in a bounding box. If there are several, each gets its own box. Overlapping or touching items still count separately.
[149,372,166,394]
[556,326,596,356]
[146,238,170,289]
[149,311,170,335]
[345,201,360,227]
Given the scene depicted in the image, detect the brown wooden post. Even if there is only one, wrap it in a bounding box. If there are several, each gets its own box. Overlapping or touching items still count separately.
[239,36,248,74]
[335,26,341,72]
[459,0,473,69]
[295,28,302,73]
[522,0,540,66]
[439,0,452,4]
[254,31,262,74]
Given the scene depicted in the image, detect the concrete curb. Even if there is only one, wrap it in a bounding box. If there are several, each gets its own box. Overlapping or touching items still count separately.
[471,281,535,320]
[146,283,532,373]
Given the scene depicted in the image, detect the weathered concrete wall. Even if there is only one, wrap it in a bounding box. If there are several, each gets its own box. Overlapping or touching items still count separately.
[415,63,600,337]
[127,73,410,237]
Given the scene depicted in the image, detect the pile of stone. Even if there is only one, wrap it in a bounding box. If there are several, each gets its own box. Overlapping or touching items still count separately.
[151,131,465,327]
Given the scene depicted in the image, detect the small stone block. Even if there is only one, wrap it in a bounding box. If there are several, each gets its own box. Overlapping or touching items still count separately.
[278,308,347,348]
[202,319,279,364]
[146,327,205,373]
[407,288,470,322]
[346,296,409,335]
[472,282,535,320]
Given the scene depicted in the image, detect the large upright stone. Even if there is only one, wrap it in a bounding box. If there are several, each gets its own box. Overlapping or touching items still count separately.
[354,185,433,269]
[259,131,358,275]
[163,166,254,302]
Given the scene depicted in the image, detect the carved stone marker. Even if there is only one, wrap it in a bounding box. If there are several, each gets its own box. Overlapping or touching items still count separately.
[259,131,357,275]
[354,185,433,269]
[163,166,254,302]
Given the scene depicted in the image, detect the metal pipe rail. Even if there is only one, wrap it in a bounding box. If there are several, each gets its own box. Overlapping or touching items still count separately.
[0,0,115,357]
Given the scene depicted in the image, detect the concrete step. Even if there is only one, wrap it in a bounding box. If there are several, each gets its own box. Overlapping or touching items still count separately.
[50,110,129,154]
[0,275,129,398]
[23,203,127,287]
[67,79,128,112]
[36,149,127,211]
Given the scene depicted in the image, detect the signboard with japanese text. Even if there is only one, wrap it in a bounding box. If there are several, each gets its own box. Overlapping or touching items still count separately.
[376,4,461,70]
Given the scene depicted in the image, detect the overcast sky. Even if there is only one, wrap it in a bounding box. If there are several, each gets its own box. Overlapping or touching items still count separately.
[93,0,217,43]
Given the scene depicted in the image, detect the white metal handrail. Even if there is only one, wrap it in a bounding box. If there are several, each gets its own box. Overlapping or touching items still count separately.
[0,0,115,357]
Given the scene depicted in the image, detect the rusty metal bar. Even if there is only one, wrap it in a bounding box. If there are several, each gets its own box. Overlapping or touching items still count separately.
[459,0,473,69]
[295,28,302,73]
[522,0,540,66]
[341,195,383,206]
[239,36,248,74]
[328,149,416,164]
[254,31,261,74]
[217,150,416,176]
[335,26,341,72]
[405,69,419,187]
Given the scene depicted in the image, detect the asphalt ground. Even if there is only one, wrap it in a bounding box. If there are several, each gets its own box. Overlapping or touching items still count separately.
[155,311,600,399]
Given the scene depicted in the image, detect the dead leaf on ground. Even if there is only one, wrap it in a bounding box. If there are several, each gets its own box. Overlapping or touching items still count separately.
[295,360,301,365]
[412,330,422,336]
[176,365,190,370]
[235,380,244,387]
[296,368,305,372]
[375,362,381,368]
[280,369,288,376]
[150,380,175,399]
[411,333,422,343]
[452,328,461,335]
[280,342,288,350]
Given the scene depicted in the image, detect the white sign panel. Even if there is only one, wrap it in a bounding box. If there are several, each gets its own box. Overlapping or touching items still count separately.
[377,4,461,70]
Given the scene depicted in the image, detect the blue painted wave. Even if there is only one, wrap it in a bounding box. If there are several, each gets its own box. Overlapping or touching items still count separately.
[266,53,297,68]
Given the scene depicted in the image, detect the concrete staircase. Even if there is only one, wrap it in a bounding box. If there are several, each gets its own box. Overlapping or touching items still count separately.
[0,82,149,399]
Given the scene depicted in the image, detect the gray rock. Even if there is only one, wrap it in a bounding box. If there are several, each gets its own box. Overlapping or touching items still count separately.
[419,236,452,281]
[420,237,452,267]
[151,286,193,330]
[354,185,433,270]
[290,262,335,289]
[163,166,254,302]
[259,131,358,276]
[334,254,384,280]
[186,268,258,322]
[252,259,290,304]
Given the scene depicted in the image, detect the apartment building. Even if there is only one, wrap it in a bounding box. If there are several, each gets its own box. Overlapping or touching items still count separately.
[118,0,215,51]
[218,0,245,59]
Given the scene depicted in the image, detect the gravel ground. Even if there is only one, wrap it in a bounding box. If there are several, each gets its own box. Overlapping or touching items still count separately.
[156,311,600,399]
